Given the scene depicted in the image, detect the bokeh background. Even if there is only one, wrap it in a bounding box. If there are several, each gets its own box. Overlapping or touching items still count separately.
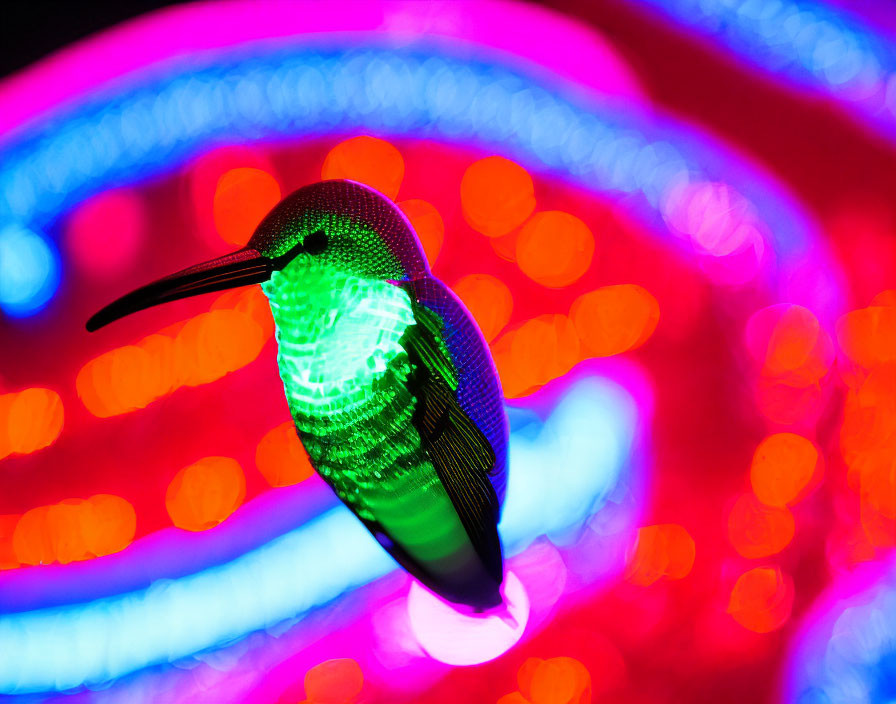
[1,1,895,703]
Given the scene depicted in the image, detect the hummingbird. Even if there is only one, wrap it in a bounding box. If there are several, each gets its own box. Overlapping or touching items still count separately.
[87,179,508,610]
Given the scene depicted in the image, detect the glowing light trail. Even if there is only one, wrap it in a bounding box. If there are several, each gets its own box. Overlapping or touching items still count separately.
[787,557,896,703]
[0,371,641,694]
[634,0,896,143]
[0,2,844,323]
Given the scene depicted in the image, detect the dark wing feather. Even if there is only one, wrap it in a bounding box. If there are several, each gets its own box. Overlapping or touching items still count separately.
[400,301,503,584]
[400,277,509,505]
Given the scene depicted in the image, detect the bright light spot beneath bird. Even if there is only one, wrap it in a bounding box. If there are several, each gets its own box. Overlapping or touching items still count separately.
[0,373,638,692]
[407,570,529,666]
[0,224,60,317]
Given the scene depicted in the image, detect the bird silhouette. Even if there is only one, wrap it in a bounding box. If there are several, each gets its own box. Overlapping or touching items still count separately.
[88,179,508,610]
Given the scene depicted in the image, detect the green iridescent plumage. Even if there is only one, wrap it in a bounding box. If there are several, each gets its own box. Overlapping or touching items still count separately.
[262,209,501,603]
[87,179,507,609]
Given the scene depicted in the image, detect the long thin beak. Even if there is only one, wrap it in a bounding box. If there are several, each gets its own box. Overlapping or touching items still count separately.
[86,248,274,332]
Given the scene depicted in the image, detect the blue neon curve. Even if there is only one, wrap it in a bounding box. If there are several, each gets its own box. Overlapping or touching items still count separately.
[633,0,896,138]
[787,555,896,704]
[0,45,842,322]
[0,372,640,694]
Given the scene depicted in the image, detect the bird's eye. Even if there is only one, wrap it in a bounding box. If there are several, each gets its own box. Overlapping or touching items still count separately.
[304,230,328,255]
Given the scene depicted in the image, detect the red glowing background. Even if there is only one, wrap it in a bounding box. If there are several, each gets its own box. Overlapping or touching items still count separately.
[1,2,895,703]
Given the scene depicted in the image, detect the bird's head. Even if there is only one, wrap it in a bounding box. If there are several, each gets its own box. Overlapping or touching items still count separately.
[87,180,429,331]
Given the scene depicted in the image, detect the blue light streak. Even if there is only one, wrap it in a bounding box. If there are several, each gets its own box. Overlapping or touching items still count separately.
[788,556,896,704]
[0,372,640,695]
[0,45,841,322]
[633,0,896,139]
[0,224,60,317]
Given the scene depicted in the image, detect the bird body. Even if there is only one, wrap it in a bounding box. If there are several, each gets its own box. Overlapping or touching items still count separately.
[88,180,508,610]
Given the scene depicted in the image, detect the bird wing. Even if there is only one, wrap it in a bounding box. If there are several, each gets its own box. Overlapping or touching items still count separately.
[399,277,509,504]
[398,290,503,584]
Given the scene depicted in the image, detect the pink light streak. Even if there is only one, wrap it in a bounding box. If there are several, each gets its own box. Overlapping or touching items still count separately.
[406,571,530,666]
[0,0,645,141]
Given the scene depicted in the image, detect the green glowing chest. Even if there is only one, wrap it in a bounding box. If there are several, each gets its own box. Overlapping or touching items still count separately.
[262,263,494,601]
[263,265,417,427]
[263,263,431,497]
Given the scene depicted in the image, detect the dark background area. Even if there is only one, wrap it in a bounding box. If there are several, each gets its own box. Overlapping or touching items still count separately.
[0,1,175,77]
